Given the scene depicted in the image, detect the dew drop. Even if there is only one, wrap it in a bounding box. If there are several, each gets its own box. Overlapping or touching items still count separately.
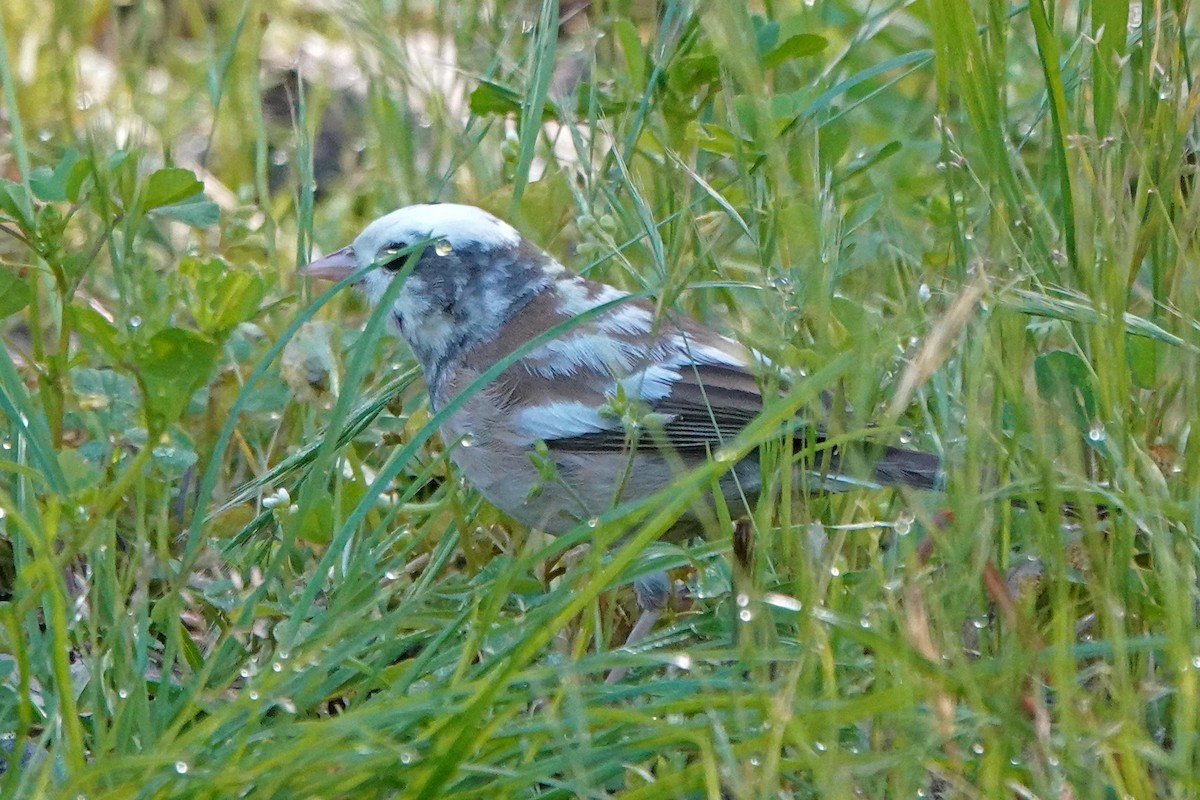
[129,315,143,329]
[814,741,826,752]
[829,566,841,577]
[248,690,259,700]
[586,516,599,528]
[670,653,692,670]
[762,592,802,611]
[175,761,189,774]
[117,688,128,699]
[735,593,750,608]
[899,428,913,444]
[894,511,914,537]
[738,609,753,622]
[435,240,454,256]
[460,433,475,448]
[972,742,984,754]
[1087,423,1106,442]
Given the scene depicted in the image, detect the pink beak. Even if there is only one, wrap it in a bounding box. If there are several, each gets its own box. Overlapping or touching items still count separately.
[299,245,357,281]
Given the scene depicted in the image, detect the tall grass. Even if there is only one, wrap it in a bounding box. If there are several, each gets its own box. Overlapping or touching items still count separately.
[1,0,1197,797]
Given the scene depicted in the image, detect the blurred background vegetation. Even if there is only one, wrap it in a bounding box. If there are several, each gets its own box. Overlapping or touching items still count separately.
[1,0,1198,797]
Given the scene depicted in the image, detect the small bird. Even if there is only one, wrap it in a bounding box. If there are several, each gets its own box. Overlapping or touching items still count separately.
[302,203,941,664]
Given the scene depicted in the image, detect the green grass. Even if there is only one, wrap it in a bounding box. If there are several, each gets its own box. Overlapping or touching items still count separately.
[1,0,1198,797]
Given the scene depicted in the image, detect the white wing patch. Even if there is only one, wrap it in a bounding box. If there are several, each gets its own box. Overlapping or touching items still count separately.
[526,334,646,378]
[515,400,609,439]
[599,304,654,335]
[555,276,629,315]
[618,364,681,402]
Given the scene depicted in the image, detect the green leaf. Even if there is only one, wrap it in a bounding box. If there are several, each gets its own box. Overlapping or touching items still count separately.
[1126,334,1159,389]
[1092,1,1129,137]
[58,448,102,493]
[1034,350,1097,433]
[753,16,780,54]
[836,140,902,186]
[209,272,267,333]
[65,156,93,202]
[688,121,742,157]
[0,179,34,230]
[143,167,204,210]
[763,33,828,70]
[291,495,334,546]
[667,54,720,95]
[468,81,523,117]
[152,427,199,476]
[134,327,219,432]
[71,367,142,436]
[154,192,220,227]
[0,267,33,318]
[613,19,645,88]
[66,306,122,362]
[182,257,267,333]
[30,150,80,202]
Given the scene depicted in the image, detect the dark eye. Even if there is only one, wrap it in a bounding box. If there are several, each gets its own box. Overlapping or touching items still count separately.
[380,241,407,271]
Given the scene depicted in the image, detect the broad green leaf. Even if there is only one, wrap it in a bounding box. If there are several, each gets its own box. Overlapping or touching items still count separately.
[65,156,93,202]
[753,16,780,54]
[1034,350,1097,433]
[667,54,720,94]
[836,140,902,186]
[58,448,102,493]
[1092,1,1129,137]
[30,150,80,202]
[1126,334,1159,389]
[66,306,122,362]
[143,167,204,210]
[0,179,34,230]
[613,19,645,88]
[468,80,561,122]
[763,33,828,70]
[209,271,267,332]
[134,327,218,432]
[155,193,220,227]
[183,257,267,333]
[291,495,334,545]
[0,267,32,318]
[152,427,199,476]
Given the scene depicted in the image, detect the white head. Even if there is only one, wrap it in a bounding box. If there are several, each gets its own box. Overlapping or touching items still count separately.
[301,203,558,384]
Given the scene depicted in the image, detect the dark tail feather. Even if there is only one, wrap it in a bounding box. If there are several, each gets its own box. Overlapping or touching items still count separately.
[870,444,943,491]
[806,441,943,492]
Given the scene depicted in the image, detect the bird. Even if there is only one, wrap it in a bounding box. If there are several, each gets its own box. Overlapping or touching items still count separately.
[301,203,942,671]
